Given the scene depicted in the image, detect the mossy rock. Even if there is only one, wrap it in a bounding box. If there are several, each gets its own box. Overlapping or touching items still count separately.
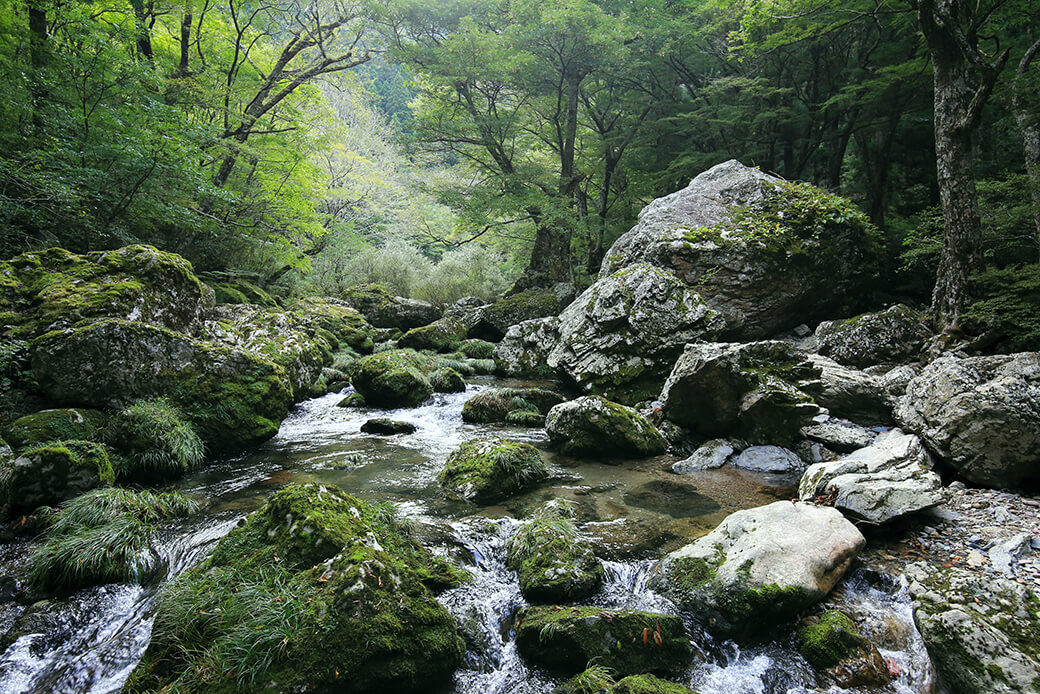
[128,484,465,693]
[459,339,496,359]
[515,605,690,677]
[439,437,548,504]
[209,277,278,307]
[30,318,293,451]
[613,674,698,694]
[351,349,437,408]
[398,317,467,353]
[290,297,376,354]
[429,367,466,393]
[0,245,206,340]
[545,396,667,459]
[505,409,545,426]
[1,440,114,516]
[341,284,442,330]
[507,505,603,602]
[795,610,891,687]
[555,670,698,694]
[461,387,565,424]
[5,408,107,451]
[470,287,572,342]
[337,392,367,408]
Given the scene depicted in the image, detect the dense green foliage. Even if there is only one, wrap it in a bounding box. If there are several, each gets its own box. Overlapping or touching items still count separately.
[108,398,205,479]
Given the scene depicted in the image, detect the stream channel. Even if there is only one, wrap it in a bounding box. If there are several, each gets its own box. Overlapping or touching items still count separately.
[0,378,936,694]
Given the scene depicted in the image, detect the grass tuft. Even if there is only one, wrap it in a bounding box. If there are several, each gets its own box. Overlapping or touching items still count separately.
[108,398,205,479]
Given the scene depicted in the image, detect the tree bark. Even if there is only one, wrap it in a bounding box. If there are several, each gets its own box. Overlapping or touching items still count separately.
[1012,37,1040,256]
[129,0,154,62]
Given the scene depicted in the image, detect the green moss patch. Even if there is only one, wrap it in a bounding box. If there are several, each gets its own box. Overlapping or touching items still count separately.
[2,440,114,516]
[351,349,437,407]
[5,408,107,451]
[507,505,603,603]
[439,437,548,504]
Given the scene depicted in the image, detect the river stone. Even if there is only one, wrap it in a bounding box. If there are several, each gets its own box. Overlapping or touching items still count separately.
[1,440,114,516]
[468,284,575,342]
[895,352,1040,488]
[650,500,865,638]
[439,437,548,503]
[341,283,442,330]
[800,420,875,453]
[798,429,944,524]
[808,354,892,423]
[507,505,603,603]
[906,561,1040,693]
[730,445,803,473]
[5,408,107,450]
[350,350,436,408]
[515,606,690,677]
[30,318,292,451]
[462,387,565,424]
[0,244,206,340]
[547,263,723,404]
[660,341,821,444]
[493,317,560,377]
[796,610,892,688]
[545,396,667,459]
[599,160,881,340]
[672,439,734,473]
[398,316,469,353]
[130,484,465,693]
[815,304,933,368]
[360,418,417,435]
[556,672,696,694]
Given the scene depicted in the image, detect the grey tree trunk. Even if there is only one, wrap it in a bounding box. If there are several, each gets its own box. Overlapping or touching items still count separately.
[1012,37,1040,256]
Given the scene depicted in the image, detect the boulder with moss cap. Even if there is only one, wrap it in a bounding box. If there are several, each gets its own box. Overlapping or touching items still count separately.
[5,408,107,450]
[127,483,465,693]
[341,283,442,330]
[650,500,864,639]
[815,304,933,368]
[507,504,603,602]
[350,349,437,408]
[599,160,883,339]
[545,396,666,459]
[2,440,114,516]
[439,437,547,503]
[796,610,891,688]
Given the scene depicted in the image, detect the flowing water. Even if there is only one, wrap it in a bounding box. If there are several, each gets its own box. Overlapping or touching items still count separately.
[0,378,935,694]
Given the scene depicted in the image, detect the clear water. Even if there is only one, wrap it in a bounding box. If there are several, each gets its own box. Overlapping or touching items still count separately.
[0,379,935,693]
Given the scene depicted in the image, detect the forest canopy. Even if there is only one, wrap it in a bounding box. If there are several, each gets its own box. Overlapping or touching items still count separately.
[1,0,1038,316]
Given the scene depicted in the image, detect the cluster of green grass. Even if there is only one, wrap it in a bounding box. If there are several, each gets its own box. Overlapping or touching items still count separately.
[108,398,205,479]
[29,487,198,590]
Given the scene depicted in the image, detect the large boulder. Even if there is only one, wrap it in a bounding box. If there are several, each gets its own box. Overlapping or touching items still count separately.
[1,440,114,516]
[906,561,1040,693]
[494,317,560,377]
[31,319,292,450]
[128,484,465,693]
[650,501,865,638]
[545,396,667,459]
[468,284,575,342]
[350,350,436,408]
[461,387,565,425]
[547,263,723,404]
[515,606,690,677]
[660,341,821,444]
[288,297,377,353]
[815,304,933,368]
[808,354,892,423]
[506,504,603,602]
[599,160,882,339]
[4,408,107,450]
[439,437,548,503]
[799,429,944,524]
[398,316,469,353]
[0,245,206,339]
[895,353,1040,488]
[341,284,442,330]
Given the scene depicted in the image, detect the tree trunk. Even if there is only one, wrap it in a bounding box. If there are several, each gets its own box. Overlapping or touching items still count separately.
[929,55,984,326]
[510,223,571,293]
[176,12,192,76]
[129,0,154,61]
[1012,37,1040,257]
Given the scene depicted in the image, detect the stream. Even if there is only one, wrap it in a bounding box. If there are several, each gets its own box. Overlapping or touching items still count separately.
[0,378,936,694]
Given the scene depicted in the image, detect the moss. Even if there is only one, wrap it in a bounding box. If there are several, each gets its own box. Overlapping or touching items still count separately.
[351,349,437,407]
[507,505,603,602]
[429,367,466,393]
[439,437,548,504]
[2,440,114,516]
[505,409,545,426]
[797,610,864,669]
[129,484,465,693]
[546,396,667,458]
[459,339,496,359]
[398,317,467,353]
[461,387,564,424]
[337,392,367,408]
[613,674,698,694]
[291,297,375,354]
[5,408,107,450]
[515,605,690,677]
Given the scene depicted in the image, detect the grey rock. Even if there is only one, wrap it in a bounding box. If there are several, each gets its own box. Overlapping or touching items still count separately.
[547,263,723,404]
[798,429,944,524]
[815,305,933,368]
[661,341,821,444]
[545,396,667,459]
[731,445,804,473]
[493,317,560,378]
[800,420,875,453]
[808,354,892,423]
[882,364,920,399]
[895,352,1040,488]
[599,160,880,339]
[467,284,575,342]
[672,439,734,473]
[650,501,865,638]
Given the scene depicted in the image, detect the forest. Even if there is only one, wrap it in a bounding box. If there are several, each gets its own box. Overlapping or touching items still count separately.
[2,0,1038,330]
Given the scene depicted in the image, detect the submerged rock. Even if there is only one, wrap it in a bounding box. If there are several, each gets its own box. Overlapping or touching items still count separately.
[515,605,690,677]
[31,318,292,451]
[350,350,436,408]
[815,304,933,368]
[129,484,465,693]
[799,429,943,524]
[547,263,723,404]
[906,561,1040,693]
[895,352,1040,488]
[507,504,603,603]
[439,437,548,503]
[650,501,864,638]
[599,160,882,339]
[360,418,418,435]
[545,396,667,459]
[660,341,821,445]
